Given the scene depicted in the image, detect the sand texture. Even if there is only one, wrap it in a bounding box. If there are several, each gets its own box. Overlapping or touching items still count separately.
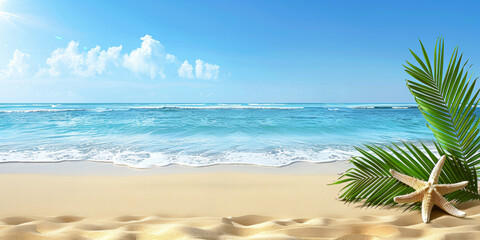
[2,208,480,240]
[0,163,479,239]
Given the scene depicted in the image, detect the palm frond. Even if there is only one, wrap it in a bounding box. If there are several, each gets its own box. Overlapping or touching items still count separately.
[334,38,480,209]
[404,38,480,172]
[332,142,480,209]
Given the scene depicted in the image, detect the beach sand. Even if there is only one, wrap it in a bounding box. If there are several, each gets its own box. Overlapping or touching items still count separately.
[0,161,479,239]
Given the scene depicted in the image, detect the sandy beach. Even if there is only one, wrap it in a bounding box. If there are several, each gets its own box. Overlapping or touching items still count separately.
[2,0,479,238]
[0,161,478,239]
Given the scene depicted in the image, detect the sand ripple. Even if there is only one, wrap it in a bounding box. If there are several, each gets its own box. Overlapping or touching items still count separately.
[1,203,480,240]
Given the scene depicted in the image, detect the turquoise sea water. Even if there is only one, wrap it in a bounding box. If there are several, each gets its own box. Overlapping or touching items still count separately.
[0,103,434,168]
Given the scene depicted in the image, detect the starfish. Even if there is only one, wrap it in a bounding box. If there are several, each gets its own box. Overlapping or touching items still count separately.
[389,155,468,223]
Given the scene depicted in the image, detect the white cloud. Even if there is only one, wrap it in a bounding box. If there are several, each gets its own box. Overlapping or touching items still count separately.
[3,34,221,81]
[166,53,176,63]
[1,49,30,79]
[39,41,122,77]
[122,35,220,80]
[123,34,168,79]
[85,45,122,76]
[195,59,219,80]
[178,60,194,79]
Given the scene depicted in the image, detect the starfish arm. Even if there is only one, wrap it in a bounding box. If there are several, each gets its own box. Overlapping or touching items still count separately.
[433,189,466,218]
[390,169,427,190]
[422,189,435,223]
[428,155,446,184]
[435,181,469,195]
[393,188,426,203]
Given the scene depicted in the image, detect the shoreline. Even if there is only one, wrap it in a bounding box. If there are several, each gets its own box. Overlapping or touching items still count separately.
[0,159,352,175]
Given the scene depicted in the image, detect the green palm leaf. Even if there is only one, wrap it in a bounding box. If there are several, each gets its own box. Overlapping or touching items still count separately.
[333,38,480,208]
[405,38,480,171]
[333,142,480,208]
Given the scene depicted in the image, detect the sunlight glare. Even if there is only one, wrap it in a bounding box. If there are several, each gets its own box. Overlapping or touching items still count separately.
[0,0,20,23]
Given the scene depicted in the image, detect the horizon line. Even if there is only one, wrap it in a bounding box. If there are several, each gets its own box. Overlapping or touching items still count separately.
[0,102,418,104]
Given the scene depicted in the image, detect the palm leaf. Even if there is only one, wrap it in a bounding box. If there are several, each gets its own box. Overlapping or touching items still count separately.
[404,38,480,176]
[332,142,480,209]
[334,38,480,209]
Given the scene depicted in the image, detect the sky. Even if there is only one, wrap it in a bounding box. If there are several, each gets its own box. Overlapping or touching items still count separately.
[0,0,479,103]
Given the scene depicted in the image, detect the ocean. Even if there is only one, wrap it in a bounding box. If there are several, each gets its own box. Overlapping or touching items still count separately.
[0,103,434,168]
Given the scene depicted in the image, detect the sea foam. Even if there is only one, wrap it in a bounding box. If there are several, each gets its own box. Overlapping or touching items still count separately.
[0,103,435,168]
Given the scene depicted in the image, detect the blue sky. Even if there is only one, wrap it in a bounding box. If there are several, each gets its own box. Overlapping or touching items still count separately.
[0,0,479,103]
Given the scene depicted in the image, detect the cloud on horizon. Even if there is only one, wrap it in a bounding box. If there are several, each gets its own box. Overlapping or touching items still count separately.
[0,49,30,79]
[38,41,122,78]
[1,34,220,81]
[195,59,219,80]
[123,34,169,79]
[178,60,194,79]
